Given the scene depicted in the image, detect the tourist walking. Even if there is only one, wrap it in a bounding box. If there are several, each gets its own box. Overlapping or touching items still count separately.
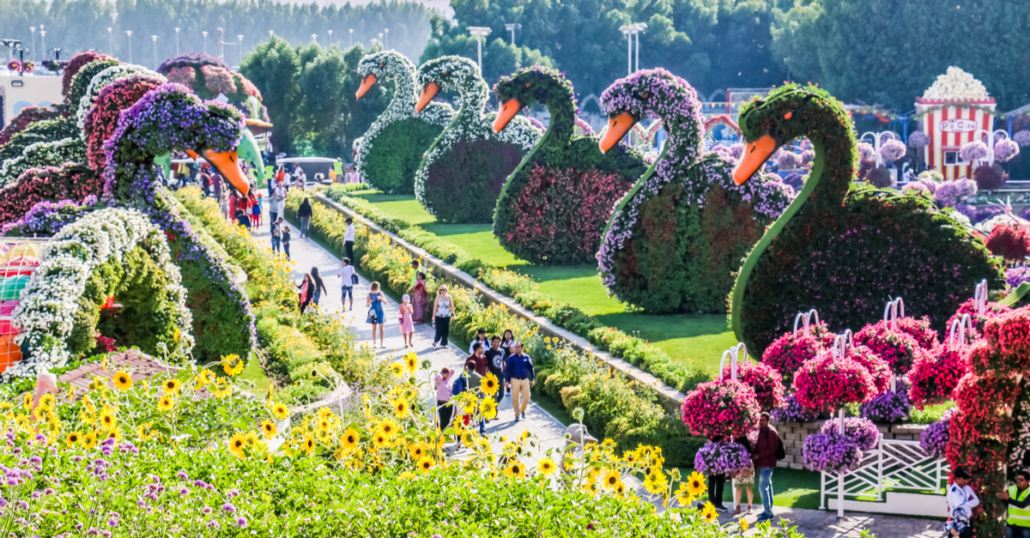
[411,272,428,324]
[282,225,292,260]
[1001,470,1030,538]
[344,218,356,263]
[275,183,286,226]
[251,193,262,227]
[220,191,232,221]
[485,336,505,404]
[409,260,420,288]
[468,328,488,355]
[367,281,386,348]
[432,285,454,347]
[468,342,488,376]
[503,342,534,422]
[298,198,313,238]
[297,273,313,314]
[500,330,516,357]
[399,294,415,348]
[270,218,282,255]
[433,367,455,433]
[309,267,327,308]
[752,412,781,523]
[453,359,485,435]
[338,257,356,311]
[946,468,979,538]
[234,209,251,229]
[733,434,755,515]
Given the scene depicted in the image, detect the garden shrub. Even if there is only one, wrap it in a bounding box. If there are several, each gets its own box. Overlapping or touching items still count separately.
[0,165,101,228]
[62,51,110,96]
[361,117,443,193]
[492,66,646,265]
[0,106,60,146]
[83,73,166,171]
[0,117,78,163]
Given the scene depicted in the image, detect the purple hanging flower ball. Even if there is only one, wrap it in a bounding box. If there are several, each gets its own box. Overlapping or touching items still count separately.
[995,139,1020,163]
[857,142,875,161]
[960,141,989,162]
[908,131,930,148]
[820,416,880,451]
[694,441,752,475]
[1014,130,1030,147]
[880,139,907,162]
[920,410,952,459]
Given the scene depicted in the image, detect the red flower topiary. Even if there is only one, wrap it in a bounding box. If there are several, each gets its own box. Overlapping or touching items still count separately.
[83,74,165,171]
[854,320,922,375]
[0,106,62,146]
[682,379,762,439]
[761,321,837,383]
[986,223,1030,262]
[793,350,877,413]
[845,344,892,395]
[894,316,939,351]
[908,342,968,409]
[721,361,785,412]
[947,297,1010,339]
[0,166,101,227]
[62,51,110,96]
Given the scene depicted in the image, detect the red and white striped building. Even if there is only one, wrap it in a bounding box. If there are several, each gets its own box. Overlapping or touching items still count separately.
[916,97,996,180]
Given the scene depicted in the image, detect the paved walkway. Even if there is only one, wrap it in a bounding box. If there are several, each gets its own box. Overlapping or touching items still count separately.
[253,200,943,538]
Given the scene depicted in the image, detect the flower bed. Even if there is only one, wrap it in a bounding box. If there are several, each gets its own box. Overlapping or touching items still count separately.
[0,138,87,188]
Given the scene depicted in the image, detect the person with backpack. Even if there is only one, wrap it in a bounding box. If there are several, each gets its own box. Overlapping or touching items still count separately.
[752,412,783,523]
[338,257,356,311]
[452,358,484,436]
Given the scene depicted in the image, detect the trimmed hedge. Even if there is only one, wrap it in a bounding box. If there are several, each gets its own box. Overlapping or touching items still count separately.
[361,116,444,194]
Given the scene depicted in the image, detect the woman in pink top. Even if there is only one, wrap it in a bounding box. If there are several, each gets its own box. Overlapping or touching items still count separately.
[434,367,454,432]
[399,294,415,348]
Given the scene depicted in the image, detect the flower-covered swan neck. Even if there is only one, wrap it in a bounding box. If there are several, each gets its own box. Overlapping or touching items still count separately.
[494,66,576,148]
[417,56,488,123]
[358,51,419,116]
[600,68,704,164]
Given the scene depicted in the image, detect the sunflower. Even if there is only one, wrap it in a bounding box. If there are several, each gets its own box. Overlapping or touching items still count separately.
[686,471,707,497]
[162,379,181,394]
[388,362,405,377]
[371,432,390,450]
[303,434,316,455]
[341,428,360,451]
[261,420,277,439]
[229,432,248,459]
[417,456,434,473]
[478,398,497,420]
[269,401,289,420]
[112,370,133,391]
[317,407,335,419]
[136,422,154,441]
[408,441,426,460]
[700,502,718,523]
[315,417,333,434]
[480,373,499,397]
[222,354,244,376]
[403,352,418,374]
[603,469,621,489]
[65,432,81,448]
[211,379,233,399]
[537,457,557,477]
[399,471,417,481]
[82,431,98,450]
[98,411,117,431]
[461,430,477,448]
[674,483,695,507]
[643,469,667,495]
[378,418,399,438]
[504,462,525,480]
[37,393,55,410]
[157,396,175,413]
[104,428,122,441]
[392,399,411,419]
[738,517,749,531]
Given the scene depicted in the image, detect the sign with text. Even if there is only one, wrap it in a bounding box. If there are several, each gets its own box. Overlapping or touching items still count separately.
[939,119,977,133]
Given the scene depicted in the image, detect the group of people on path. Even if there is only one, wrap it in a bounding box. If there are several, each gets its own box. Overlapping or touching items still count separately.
[943,467,1030,538]
[705,413,781,522]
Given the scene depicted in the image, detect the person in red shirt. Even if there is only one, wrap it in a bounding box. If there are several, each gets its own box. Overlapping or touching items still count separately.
[752,412,781,522]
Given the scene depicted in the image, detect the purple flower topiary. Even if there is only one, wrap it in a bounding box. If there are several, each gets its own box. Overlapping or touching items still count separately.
[1014,130,1030,147]
[975,204,1003,224]
[857,142,875,161]
[820,416,880,451]
[1006,266,1030,289]
[908,131,930,148]
[729,143,744,160]
[708,144,734,162]
[919,410,951,459]
[694,441,752,475]
[157,52,229,75]
[960,141,989,162]
[777,151,800,169]
[866,166,892,188]
[802,431,863,472]
[903,182,930,196]
[995,139,1020,163]
[880,139,907,162]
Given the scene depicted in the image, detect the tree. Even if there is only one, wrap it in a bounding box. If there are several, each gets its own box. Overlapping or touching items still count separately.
[239,36,301,154]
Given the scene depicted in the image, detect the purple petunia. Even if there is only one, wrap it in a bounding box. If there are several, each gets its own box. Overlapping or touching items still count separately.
[820,416,880,451]
[880,139,907,162]
[995,139,1020,163]
[960,141,989,162]
[859,388,911,423]
[1007,267,1030,289]
[802,431,863,473]
[908,131,930,148]
[694,441,752,475]
[772,394,818,423]
[920,410,952,459]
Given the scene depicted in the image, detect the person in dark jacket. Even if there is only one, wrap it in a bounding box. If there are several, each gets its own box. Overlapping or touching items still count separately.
[503,342,534,423]
[484,336,506,406]
[235,209,251,229]
[298,198,313,238]
[707,436,729,513]
[752,412,780,522]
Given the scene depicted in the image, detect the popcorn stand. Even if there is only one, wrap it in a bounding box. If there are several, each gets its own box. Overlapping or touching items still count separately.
[916,67,996,180]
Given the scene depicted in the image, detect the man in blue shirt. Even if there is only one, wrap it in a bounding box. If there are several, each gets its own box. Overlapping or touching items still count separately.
[503,342,535,422]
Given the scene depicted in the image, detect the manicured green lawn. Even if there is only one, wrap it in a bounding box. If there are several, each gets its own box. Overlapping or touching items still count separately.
[683,467,822,510]
[350,191,736,375]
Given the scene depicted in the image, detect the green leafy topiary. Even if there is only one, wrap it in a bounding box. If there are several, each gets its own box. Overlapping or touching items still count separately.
[730,83,1004,354]
[67,58,120,115]
[492,66,647,265]
[0,118,79,163]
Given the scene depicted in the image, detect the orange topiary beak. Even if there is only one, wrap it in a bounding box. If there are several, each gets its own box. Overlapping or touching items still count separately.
[733,135,779,185]
[598,113,636,154]
[186,149,250,196]
[416,82,439,112]
[492,99,522,133]
[244,118,273,135]
[356,74,377,99]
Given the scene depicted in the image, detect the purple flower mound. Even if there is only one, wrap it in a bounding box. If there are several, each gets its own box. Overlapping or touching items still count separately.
[1007,266,1030,289]
[974,163,1007,191]
[782,172,805,190]
[920,410,951,459]
[1015,130,1030,147]
[866,166,892,188]
[803,431,864,473]
[903,182,930,196]
[995,139,1020,162]
[694,441,752,475]
[960,141,989,162]
[800,139,813,150]
[974,204,1003,224]
[777,151,800,169]
[157,52,228,75]
[708,145,734,161]
[857,142,875,161]
[800,149,815,165]
[820,416,880,451]
[880,139,907,162]
[859,388,911,423]
[772,394,818,423]
[908,131,930,148]
[935,179,977,206]
[729,143,744,160]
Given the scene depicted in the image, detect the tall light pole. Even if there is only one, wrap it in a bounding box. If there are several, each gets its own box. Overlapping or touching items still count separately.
[217,27,224,59]
[377,32,382,48]
[126,30,133,63]
[107,27,113,56]
[467,26,491,74]
[237,35,243,65]
[634,23,646,71]
[504,23,520,45]
[175,27,180,54]
[312,33,318,44]
[29,27,35,62]
[39,30,45,63]
[384,28,388,49]
[619,23,646,75]
[349,29,353,48]
[202,31,208,54]
[327,29,333,47]
[151,35,158,69]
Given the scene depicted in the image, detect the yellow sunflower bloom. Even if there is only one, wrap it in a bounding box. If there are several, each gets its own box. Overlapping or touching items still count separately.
[222,354,245,376]
[162,379,181,394]
[341,428,360,451]
[399,471,417,480]
[65,432,81,448]
[378,418,399,438]
[229,432,248,459]
[261,420,277,439]
[408,441,426,460]
[537,457,557,476]
[112,370,133,391]
[480,373,499,397]
[391,399,410,419]
[371,432,390,450]
[417,456,434,473]
[269,401,289,420]
[157,396,175,413]
[700,502,718,523]
[478,398,497,420]
[37,394,55,410]
[97,411,117,432]
[303,434,316,455]
[686,471,707,497]
[403,352,418,374]
[388,362,405,377]
[504,462,525,480]
[137,422,154,441]
[82,431,98,450]
[602,469,621,490]
[739,517,749,531]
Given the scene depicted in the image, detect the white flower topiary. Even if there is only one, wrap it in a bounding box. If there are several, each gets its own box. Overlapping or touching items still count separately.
[76,64,165,134]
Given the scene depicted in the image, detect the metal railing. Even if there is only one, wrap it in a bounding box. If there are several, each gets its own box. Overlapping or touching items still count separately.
[820,437,948,509]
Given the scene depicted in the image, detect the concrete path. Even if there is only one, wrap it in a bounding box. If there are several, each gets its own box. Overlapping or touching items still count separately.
[252,199,943,538]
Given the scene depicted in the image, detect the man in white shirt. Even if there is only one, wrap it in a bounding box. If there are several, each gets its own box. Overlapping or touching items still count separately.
[344,218,356,264]
[946,468,979,538]
[273,184,286,227]
[337,257,355,311]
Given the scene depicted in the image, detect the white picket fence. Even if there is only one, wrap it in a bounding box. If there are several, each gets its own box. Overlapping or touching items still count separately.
[820,437,949,515]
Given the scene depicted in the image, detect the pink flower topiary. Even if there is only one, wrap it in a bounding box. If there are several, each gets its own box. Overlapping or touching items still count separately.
[844,344,892,395]
[908,341,968,409]
[167,66,196,88]
[762,322,837,383]
[200,65,237,96]
[721,361,785,412]
[794,351,877,413]
[894,316,939,351]
[854,320,923,375]
[947,297,1011,338]
[682,379,762,439]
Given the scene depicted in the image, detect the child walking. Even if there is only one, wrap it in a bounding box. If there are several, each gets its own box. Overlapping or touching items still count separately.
[399,294,415,348]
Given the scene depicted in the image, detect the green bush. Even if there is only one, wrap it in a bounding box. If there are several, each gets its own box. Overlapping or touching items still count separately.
[361,116,444,194]
[67,58,120,114]
[0,117,79,162]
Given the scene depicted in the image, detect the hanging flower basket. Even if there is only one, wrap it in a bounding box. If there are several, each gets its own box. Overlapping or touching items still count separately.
[802,431,864,473]
[722,360,785,412]
[694,441,752,475]
[762,311,836,382]
[920,410,952,459]
[682,378,761,440]
[793,350,877,413]
[820,416,880,451]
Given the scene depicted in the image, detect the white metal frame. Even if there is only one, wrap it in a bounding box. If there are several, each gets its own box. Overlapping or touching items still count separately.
[820,437,949,510]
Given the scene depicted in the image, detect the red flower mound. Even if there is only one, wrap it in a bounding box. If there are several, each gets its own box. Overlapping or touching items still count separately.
[761,321,837,382]
[894,316,939,351]
[983,308,1030,367]
[0,166,101,227]
[502,164,630,264]
[947,297,1010,338]
[681,379,761,439]
[854,320,922,375]
[63,51,110,96]
[83,74,165,171]
[0,106,61,146]
[844,344,892,395]
[986,223,1030,262]
[908,342,968,409]
[794,350,877,413]
[720,361,785,412]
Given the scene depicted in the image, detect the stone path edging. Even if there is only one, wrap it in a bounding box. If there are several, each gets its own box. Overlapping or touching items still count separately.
[312,191,687,412]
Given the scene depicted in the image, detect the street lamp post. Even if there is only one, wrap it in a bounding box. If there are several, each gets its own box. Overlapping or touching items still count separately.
[377,32,382,48]
[504,23,520,45]
[0,40,21,63]
[384,28,388,49]
[618,23,646,75]
[217,28,224,59]
[349,29,353,48]
[29,27,35,62]
[39,31,45,63]
[202,31,208,54]
[126,30,133,63]
[327,29,333,47]
[107,28,113,56]
[151,35,158,69]
[237,35,243,65]
[467,26,491,74]
[312,33,318,44]
[175,28,180,54]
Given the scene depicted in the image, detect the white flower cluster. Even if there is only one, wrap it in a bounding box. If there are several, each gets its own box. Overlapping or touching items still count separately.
[0,138,84,188]
[354,52,453,190]
[9,208,193,378]
[77,64,165,134]
[922,67,989,101]
[413,56,541,209]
